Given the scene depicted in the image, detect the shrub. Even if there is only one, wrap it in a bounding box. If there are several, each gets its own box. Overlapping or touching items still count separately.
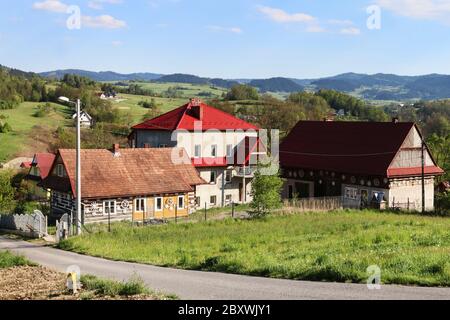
[249,168,283,218]
[80,274,149,297]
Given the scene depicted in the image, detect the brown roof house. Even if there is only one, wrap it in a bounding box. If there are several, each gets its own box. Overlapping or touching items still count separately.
[280,120,444,211]
[41,145,206,223]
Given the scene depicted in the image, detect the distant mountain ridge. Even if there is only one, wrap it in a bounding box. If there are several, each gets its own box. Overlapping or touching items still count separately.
[36,68,450,101]
[39,69,163,82]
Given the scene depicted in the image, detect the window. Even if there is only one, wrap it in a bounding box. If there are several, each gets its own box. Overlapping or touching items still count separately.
[195,197,201,207]
[211,145,218,157]
[225,170,233,183]
[155,197,163,211]
[194,145,202,158]
[345,187,358,200]
[225,195,232,203]
[56,164,65,177]
[210,196,217,206]
[135,198,146,212]
[159,144,168,148]
[210,171,217,184]
[104,201,116,215]
[178,196,185,210]
[226,144,234,158]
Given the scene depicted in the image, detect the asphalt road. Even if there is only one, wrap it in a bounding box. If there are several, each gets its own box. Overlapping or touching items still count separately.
[1,236,449,300]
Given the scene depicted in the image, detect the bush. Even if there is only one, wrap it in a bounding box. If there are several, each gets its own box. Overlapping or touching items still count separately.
[0,251,31,269]
[0,121,12,133]
[0,170,15,212]
[249,168,283,218]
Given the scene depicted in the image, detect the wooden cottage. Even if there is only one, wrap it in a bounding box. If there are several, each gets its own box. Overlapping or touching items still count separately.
[280,120,444,211]
[41,145,206,223]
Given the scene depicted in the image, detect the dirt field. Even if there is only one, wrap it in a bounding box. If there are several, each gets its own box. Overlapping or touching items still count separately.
[0,266,158,300]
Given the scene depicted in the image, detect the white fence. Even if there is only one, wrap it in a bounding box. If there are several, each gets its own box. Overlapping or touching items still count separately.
[0,210,48,238]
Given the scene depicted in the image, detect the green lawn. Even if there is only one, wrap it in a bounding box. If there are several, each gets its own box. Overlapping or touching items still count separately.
[112,93,187,124]
[59,210,450,287]
[0,102,71,162]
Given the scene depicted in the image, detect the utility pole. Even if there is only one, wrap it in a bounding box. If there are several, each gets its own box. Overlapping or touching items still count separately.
[75,99,82,235]
[421,140,426,214]
[60,96,82,236]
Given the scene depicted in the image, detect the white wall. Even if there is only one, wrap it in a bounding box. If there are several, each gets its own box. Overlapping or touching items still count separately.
[389,177,435,211]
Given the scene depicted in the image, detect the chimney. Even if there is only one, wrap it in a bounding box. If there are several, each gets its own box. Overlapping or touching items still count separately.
[392,117,399,124]
[113,144,121,157]
[189,98,203,120]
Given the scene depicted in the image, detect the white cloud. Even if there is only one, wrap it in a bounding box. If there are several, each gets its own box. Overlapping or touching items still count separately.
[82,15,127,29]
[207,26,243,34]
[257,5,326,33]
[33,0,68,13]
[340,27,361,35]
[376,0,450,19]
[257,5,316,23]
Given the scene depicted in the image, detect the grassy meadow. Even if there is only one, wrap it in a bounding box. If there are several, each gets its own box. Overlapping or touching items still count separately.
[112,93,186,124]
[0,102,71,162]
[59,210,450,287]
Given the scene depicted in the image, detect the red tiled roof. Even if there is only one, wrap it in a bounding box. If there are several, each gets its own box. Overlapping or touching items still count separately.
[33,153,56,179]
[132,100,260,131]
[280,121,443,177]
[387,166,444,178]
[21,162,32,169]
[41,148,206,199]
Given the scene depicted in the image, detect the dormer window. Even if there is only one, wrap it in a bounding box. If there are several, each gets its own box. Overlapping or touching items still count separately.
[56,164,65,177]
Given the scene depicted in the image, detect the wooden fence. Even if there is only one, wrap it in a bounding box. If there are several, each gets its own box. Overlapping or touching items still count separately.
[283,197,343,212]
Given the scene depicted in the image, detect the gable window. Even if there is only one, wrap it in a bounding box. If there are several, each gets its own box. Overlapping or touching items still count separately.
[226,144,234,158]
[210,196,217,206]
[225,170,233,183]
[135,198,146,212]
[211,145,218,157]
[178,196,185,210]
[194,145,202,158]
[155,197,163,212]
[104,200,116,215]
[210,171,217,184]
[56,164,65,177]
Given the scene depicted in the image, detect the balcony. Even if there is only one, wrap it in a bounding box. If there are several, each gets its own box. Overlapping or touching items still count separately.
[235,166,257,178]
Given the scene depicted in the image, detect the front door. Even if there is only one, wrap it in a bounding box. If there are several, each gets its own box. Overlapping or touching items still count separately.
[360,190,369,209]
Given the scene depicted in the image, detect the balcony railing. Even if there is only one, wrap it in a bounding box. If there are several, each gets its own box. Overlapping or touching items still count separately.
[235,166,257,178]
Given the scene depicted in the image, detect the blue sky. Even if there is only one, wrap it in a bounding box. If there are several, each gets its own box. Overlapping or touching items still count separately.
[1,0,450,78]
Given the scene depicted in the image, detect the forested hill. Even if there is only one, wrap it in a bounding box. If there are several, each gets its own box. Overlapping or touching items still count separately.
[34,67,450,101]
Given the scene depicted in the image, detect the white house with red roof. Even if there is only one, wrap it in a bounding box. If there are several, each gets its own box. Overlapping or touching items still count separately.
[130,99,265,209]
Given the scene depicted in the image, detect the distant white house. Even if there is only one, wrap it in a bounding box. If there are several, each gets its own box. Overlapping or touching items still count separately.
[72,111,93,128]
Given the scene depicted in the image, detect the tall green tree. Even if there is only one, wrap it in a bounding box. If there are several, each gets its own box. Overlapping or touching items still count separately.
[0,170,15,212]
[249,168,283,218]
